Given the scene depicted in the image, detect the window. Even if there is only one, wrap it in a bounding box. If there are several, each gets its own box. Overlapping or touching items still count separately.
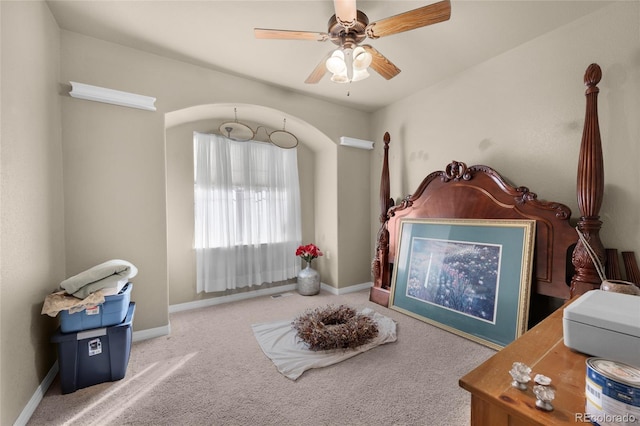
[193,132,301,291]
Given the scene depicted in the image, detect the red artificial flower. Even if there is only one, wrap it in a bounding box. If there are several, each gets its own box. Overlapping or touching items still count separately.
[296,243,323,263]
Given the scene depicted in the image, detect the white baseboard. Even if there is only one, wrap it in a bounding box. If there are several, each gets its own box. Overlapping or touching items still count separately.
[13,361,59,426]
[169,281,373,313]
[169,283,298,313]
[132,323,171,342]
[322,281,373,295]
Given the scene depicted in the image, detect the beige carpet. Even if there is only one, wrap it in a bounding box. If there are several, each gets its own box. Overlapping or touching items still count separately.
[28,289,496,425]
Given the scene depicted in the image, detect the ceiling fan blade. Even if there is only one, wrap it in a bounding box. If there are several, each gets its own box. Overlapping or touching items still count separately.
[305,52,332,84]
[363,45,401,80]
[254,28,329,41]
[365,0,451,39]
[333,0,357,28]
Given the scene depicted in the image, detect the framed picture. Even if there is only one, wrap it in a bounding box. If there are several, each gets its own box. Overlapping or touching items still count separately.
[389,218,536,350]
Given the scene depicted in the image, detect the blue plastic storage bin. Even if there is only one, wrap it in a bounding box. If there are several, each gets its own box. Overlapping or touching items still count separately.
[59,283,132,333]
[51,302,135,394]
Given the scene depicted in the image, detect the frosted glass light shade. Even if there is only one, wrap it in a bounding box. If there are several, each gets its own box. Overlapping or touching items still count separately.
[352,69,370,82]
[326,50,346,74]
[69,81,156,111]
[330,73,349,83]
[353,47,372,71]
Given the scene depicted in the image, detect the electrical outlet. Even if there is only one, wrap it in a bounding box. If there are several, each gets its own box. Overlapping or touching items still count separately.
[326,250,331,260]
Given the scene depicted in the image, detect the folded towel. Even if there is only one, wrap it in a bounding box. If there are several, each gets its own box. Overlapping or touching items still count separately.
[61,259,137,299]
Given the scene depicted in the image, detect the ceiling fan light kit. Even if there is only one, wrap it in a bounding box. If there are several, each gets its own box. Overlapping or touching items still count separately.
[254,0,451,85]
[326,46,372,83]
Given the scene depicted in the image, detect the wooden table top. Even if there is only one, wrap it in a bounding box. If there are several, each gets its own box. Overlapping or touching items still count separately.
[459,298,589,425]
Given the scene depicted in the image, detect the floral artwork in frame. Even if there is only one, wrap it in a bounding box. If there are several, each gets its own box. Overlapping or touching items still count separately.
[389,218,536,350]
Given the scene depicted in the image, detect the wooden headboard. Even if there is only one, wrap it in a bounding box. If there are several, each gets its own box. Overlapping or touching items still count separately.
[371,64,606,324]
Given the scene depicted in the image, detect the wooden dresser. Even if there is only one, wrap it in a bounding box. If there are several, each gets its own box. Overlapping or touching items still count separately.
[459,298,589,425]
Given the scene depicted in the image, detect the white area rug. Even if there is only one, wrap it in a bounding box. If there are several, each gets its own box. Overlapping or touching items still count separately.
[252,308,397,380]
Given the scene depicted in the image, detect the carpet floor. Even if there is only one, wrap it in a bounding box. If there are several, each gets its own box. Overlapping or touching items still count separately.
[28,288,496,425]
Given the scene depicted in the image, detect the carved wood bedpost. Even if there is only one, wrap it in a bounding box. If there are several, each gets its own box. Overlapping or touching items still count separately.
[570,63,606,297]
[370,132,393,306]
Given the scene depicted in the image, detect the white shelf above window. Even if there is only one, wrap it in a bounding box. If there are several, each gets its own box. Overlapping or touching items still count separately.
[69,81,157,111]
[339,136,374,150]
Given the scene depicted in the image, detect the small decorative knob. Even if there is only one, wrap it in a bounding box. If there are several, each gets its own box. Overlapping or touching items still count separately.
[534,374,552,386]
[509,362,531,390]
[533,385,555,411]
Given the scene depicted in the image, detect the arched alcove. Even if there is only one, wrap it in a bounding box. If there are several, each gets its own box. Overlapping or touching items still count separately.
[165,103,333,152]
[164,103,339,305]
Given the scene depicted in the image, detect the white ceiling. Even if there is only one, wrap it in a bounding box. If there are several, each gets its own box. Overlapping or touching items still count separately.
[47,0,612,112]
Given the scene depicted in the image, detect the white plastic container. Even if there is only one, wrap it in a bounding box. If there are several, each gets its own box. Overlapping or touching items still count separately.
[563,290,640,368]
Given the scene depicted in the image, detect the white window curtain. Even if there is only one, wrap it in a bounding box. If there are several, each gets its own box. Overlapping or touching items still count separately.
[194,132,302,292]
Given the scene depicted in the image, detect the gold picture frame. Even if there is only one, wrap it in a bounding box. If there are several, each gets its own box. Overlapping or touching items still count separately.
[389,218,536,350]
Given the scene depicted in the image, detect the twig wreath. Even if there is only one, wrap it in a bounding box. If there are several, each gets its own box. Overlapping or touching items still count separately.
[292,304,379,351]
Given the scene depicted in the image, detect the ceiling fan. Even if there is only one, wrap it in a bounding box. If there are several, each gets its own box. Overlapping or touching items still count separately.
[254,0,451,84]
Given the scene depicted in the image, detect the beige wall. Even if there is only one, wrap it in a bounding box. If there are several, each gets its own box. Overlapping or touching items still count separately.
[0,2,65,424]
[59,28,371,331]
[370,2,640,276]
[338,145,373,285]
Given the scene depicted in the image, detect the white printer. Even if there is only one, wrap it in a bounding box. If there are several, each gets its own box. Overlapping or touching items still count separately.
[563,289,640,368]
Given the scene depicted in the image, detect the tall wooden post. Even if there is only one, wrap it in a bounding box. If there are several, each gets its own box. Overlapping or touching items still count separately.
[570,64,606,296]
[370,132,393,306]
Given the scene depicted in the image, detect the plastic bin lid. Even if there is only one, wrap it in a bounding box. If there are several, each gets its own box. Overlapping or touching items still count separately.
[51,302,136,342]
[563,290,640,338]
